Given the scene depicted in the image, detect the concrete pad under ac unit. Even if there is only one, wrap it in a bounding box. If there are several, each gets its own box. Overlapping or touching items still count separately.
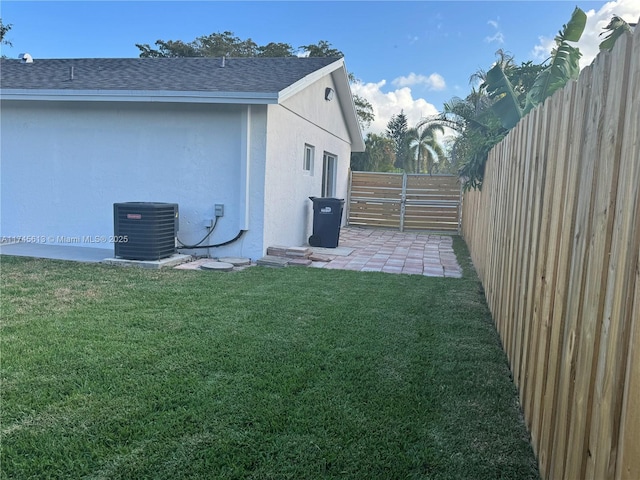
[102,254,192,269]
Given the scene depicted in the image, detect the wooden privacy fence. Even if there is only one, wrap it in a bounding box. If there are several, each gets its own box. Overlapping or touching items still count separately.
[347,172,461,232]
[461,26,639,480]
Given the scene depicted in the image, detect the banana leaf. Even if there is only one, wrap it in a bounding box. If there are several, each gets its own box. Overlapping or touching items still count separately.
[524,7,586,113]
[484,63,523,130]
[599,15,633,52]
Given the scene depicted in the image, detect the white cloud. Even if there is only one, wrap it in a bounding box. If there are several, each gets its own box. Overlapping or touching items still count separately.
[579,0,640,67]
[485,32,505,44]
[485,18,504,44]
[531,35,556,62]
[530,0,640,68]
[391,72,446,91]
[351,81,440,136]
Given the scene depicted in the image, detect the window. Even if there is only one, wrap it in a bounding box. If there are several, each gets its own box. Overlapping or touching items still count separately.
[303,144,314,173]
[322,153,337,197]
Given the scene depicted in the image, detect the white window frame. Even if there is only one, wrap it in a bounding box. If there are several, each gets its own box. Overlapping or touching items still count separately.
[303,144,314,174]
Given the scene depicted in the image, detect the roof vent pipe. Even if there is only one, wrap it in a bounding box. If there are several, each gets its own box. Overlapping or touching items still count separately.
[19,53,33,63]
[70,66,74,80]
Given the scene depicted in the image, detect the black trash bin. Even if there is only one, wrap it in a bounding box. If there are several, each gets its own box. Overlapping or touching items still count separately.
[308,197,345,248]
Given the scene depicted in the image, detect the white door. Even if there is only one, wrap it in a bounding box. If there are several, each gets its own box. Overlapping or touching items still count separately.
[322,153,337,197]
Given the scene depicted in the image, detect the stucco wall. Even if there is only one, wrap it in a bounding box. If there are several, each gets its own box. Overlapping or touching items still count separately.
[262,74,353,249]
[0,100,267,260]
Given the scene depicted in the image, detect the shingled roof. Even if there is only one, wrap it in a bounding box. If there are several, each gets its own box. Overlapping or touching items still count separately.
[0,56,341,93]
[1,55,365,151]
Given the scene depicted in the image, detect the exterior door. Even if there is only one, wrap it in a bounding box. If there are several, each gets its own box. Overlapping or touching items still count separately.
[322,153,337,197]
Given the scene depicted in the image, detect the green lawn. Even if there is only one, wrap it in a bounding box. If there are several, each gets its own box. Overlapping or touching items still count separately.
[0,238,538,479]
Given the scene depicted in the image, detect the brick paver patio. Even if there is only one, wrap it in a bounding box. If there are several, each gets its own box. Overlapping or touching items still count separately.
[316,227,463,278]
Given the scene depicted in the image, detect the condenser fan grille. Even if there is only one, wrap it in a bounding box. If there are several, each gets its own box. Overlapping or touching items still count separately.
[113,202,178,260]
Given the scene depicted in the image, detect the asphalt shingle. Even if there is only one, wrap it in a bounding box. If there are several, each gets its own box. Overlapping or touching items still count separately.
[0,57,341,93]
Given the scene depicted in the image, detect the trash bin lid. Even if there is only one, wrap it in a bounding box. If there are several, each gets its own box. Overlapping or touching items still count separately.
[309,197,344,204]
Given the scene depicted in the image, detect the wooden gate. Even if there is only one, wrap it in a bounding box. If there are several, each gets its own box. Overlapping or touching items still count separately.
[347,172,461,232]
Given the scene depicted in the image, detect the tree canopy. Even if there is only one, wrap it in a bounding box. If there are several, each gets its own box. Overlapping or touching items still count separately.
[136,32,373,132]
[136,31,344,58]
[1,17,12,54]
[438,8,634,190]
[386,111,410,170]
[350,133,396,172]
[136,32,343,59]
[137,31,295,58]
[349,111,452,175]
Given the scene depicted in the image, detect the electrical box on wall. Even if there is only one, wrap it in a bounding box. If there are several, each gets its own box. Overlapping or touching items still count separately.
[215,204,224,217]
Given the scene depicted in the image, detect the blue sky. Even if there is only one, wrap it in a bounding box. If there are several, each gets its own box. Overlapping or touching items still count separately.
[2,1,639,133]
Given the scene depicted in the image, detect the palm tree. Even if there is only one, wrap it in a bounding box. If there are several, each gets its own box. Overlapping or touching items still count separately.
[406,122,445,174]
[434,47,544,188]
[434,90,506,189]
[469,48,516,89]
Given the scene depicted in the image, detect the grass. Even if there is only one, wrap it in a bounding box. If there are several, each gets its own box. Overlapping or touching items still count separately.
[0,237,539,479]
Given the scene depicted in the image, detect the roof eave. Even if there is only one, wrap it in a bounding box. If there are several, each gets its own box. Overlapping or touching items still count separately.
[0,89,279,104]
[277,58,345,102]
[331,65,366,152]
[278,58,365,152]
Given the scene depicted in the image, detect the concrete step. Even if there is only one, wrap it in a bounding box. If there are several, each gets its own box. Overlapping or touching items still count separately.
[256,255,290,268]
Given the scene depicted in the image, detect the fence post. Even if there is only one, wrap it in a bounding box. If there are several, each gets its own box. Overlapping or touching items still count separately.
[346,169,352,226]
[457,181,463,235]
[400,172,407,232]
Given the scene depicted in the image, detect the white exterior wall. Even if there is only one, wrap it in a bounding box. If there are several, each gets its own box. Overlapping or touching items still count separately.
[262,74,353,249]
[0,100,268,260]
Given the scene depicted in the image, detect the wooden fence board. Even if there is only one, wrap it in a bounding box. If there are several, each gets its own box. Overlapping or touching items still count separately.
[613,25,640,480]
[460,25,639,480]
[530,86,572,464]
[527,90,561,455]
[564,44,621,480]
[538,80,584,480]
[617,267,640,480]
[510,110,533,388]
[521,104,550,436]
[550,58,599,480]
